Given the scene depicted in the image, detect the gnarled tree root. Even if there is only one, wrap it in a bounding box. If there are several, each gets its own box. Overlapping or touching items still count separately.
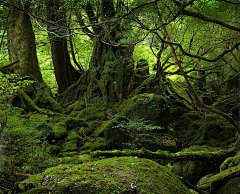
[17,88,61,116]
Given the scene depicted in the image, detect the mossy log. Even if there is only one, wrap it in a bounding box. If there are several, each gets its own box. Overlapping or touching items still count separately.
[91,147,237,162]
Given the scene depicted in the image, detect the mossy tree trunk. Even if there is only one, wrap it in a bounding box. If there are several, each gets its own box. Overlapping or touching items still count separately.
[7,2,42,82]
[46,0,81,94]
[83,0,134,102]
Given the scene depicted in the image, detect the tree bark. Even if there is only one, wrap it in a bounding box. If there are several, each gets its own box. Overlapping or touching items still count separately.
[84,0,134,102]
[46,0,81,94]
[7,3,42,82]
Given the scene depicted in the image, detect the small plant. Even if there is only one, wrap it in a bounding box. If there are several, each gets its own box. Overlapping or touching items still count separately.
[113,118,162,150]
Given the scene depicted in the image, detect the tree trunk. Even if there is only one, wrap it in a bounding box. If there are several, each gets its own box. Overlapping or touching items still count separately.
[7,3,42,82]
[46,0,81,94]
[87,38,134,102]
[85,0,134,102]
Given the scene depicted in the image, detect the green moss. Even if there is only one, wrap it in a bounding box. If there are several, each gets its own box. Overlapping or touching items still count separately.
[140,132,177,152]
[63,140,78,152]
[57,154,92,164]
[19,157,191,194]
[66,101,86,112]
[205,113,220,122]
[52,122,67,139]
[66,130,82,142]
[198,165,240,191]
[118,93,171,127]
[186,111,199,121]
[29,113,49,123]
[220,151,240,171]
[181,116,192,130]
[76,107,106,122]
[65,117,88,129]
[46,145,61,156]
[81,137,107,153]
[190,121,203,130]
[194,120,228,146]
[95,115,129,149]
[212,177,240,194]
[59,151,78,157]
[171,145,222,185]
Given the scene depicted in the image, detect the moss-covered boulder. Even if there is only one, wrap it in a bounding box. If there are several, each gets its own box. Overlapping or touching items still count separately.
[18,157,191,194]
[29,113,49,123]
[220,151,240,172]
[171,145,222,185]
[197,165,240,193]
[81,137,107,153]
[52,122,67,139]
[194,120,236,146]
[95,115,129,149]
[118,93,171,127]
[46,145,61,156]
[74,107,106,122]
[62,140,78,152]
[133,132,177,152]
[64,117,88,129]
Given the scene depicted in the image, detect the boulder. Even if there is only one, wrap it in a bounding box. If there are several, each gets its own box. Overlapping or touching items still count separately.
[171,145,222,185]
[118,93,171,128]
[18,157,191,194]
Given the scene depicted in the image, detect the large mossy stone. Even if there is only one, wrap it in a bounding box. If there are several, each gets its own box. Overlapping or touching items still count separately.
[194,120,235,146]
[95,115,129,149]
[64,117,88,129]
[198,165,240,193]
[220,151,240,172]
[171,145,222,185]
[212,177,240,194]
[18,157,191,194]
[52,122,67,139]
[75,107,106,122]
[29,113,49,123]
[118,93,171,127]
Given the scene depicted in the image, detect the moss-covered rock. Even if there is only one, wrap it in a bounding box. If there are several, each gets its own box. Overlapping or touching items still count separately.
[46,145,61,156]
[220,151,240,172]
[18,157,191,194]
[75,107,106,122]
[135,133,177,152]
[59,151,78,157]
[198,165,240,193]
[66,100,86,112]
[212,177,240,194]
[95,115,129,149]
[81,137,107,153]
[64,117,88,129]
[62,140,78,152]
[57,154,92,164]
[52,122,67,139]
[194,120,235,146]
[66,130,82,142]
[29,113,49,123]
[205,113,219,122]
[118,93,171,127]
[171,145,222,185]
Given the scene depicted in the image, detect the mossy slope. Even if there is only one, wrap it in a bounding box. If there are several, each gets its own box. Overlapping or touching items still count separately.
[18,157,191,194]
